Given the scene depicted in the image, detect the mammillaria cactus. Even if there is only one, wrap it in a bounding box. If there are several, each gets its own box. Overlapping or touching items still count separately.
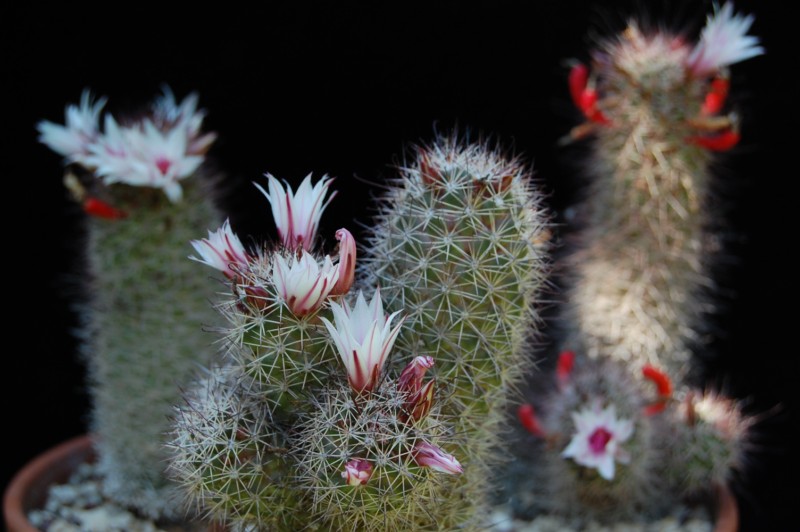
[560,2,763,379]
[512,2,762,526]
[37,87,220,519]
[168,134,551,530]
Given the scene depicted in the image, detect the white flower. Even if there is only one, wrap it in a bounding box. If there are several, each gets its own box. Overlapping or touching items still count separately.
[687,3,763,77]
[37,89,106,162]
[40,87,215,203]
[562,402,634,481]
[413,441,463,475]
[85,115,205,202]
[152,86,217,155]
[190,219,250,278]
[321,290,403,393]
[272,250,339,316]
[255,173,336,251]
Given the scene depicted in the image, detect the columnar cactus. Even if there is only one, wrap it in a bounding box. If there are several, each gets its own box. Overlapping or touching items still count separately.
[513,3,762,525]
[168,135,551,530]
[560,3,762,380]
[363,136,550,438]
[38,88,220,518]
[361,137,551,523]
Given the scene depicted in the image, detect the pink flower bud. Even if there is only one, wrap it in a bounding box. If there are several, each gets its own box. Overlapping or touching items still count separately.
[398,356,435,422]
[329,228,356,296]
[341,458,373,486]
[414,441,462,475]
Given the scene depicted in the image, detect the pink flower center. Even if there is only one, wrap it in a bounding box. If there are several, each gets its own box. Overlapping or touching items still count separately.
[156,157,172,175]
[588,427,613,454]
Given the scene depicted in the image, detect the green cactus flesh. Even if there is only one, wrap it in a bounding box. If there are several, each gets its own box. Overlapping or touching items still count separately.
[86,179,221,518]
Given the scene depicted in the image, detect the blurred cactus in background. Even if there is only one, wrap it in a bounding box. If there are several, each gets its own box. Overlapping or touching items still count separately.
[511,2,762,527]
[38,87,221,518]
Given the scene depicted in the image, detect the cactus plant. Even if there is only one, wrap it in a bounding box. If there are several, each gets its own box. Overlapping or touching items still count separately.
[168,135,551,530]
[559,2,762,380]
[37,87,221,518]
[511,2,762,526]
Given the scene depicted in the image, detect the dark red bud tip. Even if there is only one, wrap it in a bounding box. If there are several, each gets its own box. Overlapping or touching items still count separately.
[556,351,575,390]
[518,404,546,438]
[642,365,673,397]
[587,107,611,125]
[568,63,589,108]
[643,401,668,416]
[686,130,740,151]
[568,62,611,125]
[701,77,730,116]
[419,152,442,186]
[83,197,127,219]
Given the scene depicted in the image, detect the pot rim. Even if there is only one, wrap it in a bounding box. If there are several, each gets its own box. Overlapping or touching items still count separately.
[3,434,95,532]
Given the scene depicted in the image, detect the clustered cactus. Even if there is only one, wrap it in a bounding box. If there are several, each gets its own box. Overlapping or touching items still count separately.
[167,137,550,530]
[35,3,764,530]
[38,87,221,518]
[512,2,761,525]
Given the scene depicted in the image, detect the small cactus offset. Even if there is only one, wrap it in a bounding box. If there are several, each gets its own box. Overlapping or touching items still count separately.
[168,134,551,530]
[516,354,676,522]
[38,87,221,518]
[668,390,752,498]
[513,3,761,526]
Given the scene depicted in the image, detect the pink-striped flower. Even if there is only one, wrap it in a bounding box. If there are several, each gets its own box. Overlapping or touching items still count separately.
[686,3,763,78]
[321,290,404,394]
[255,173,336,251]
[329,228,357,296]
[190,219,250,279]
[272,250,339,316]
[341,458,373,486]
[413,441,463,475]
[562,402,633,481]
[37,89,107,162]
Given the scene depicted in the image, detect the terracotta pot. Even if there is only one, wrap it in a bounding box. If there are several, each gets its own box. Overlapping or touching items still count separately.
[3,435,95,532]
[3,435,226,532]
[712,481,739,532]
[5,435,738,532]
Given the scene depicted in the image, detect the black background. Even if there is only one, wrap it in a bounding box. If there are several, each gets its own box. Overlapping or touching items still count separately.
[3,2,797,530]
